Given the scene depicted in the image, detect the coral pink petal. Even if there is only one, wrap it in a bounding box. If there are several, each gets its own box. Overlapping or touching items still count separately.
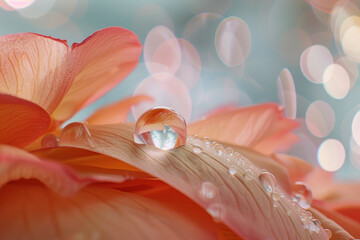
[331,202,360,224]
[0,183,214,240]
[312,202,360,239]
[188,103,299,155]
[87,95,153,125]
[0,94,50,148]
[273,154,314,183]
[58,123,331,239]
[0,32,70,114]
[52,27,142,122]
[0,144,108,196]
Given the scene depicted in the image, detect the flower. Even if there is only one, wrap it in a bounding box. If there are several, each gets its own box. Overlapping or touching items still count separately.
[0,27,357,239]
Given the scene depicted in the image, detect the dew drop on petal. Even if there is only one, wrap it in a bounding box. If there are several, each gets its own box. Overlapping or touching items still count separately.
[277,68,297,119]
[213,143,224,156]
[134,107,187,150]
[59,122,95,148]
[292,181,313,210]
[215,17,251,66]
[308,219,321,233]
[199,181,217,200]
[192,146,202,154]
[300,45,333,84]
[41,134,60,148]
[207,203,226,222]
[229,166,237,175]
[324,229,332,239]
[259,171,277,193]
[225,147,234,156]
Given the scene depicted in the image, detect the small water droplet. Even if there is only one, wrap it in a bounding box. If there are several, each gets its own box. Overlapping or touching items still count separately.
[207,203,226,222]
[134,107,187,150]
[308,219,321,233]
[203,136,212,146]
[272,192,282,202]
[60,122,95,148]
[259,171,277,193]
[292,181,313,210]
[41,134,60,148]
[199,182,216,200]
[193,146,202,154]
[226,147,234,156]
[213,143,224,156]
[243,168,254,180]
[273,201,279,208]
[229,166,237,175]
[324,229,332,239]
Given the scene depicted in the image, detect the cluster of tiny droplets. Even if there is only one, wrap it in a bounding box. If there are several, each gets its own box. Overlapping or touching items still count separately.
[188,135,332,239]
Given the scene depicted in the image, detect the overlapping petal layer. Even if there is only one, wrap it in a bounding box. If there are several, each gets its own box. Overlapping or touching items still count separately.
[0,33,70,114]
[0,94,50,147]
[52,27,142,122]
[188,104,299,155]
[58,122,329,239]
[0,183,214,240]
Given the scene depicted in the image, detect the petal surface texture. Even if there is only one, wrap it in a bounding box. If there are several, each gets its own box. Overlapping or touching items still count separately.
[0,33,70,114]
[188,104,299,155]
[52,27,142,121]
[59,122,330,239]
[0,94,50,147]
[0,183,214,240]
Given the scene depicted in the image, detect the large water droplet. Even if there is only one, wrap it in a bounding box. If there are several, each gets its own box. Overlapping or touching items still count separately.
[259,171,277,193]
[41,134,60,148]
[292,181,313,210]
[192,146,202,154]
[59,122,95,148]
[199,182,217,200]
[207,203,226,222]
[134,107,187,150]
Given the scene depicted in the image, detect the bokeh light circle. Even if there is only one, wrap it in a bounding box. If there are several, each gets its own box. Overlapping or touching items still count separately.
[277,68,297,119]
[352,111,360,146]
[306,100,335,138]
[318,139,345,172]
[336,56,359,88]
[215,16,251,67]
[350,138,360,170]
[144,26,181,75]
[342,25,360,62]
[300,45,333,84]
[132,73,192,123]
[322,64,350,99]
[4,0,34,9]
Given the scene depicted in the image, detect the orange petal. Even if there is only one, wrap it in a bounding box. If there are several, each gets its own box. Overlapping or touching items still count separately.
[0,33,70,114]
[312,201,360,238]
[59,122,332,239]
[0,183,214,240]
[272,154,314,183]
[0,144,105,196]
[188,103,299,155]
[331,202,360,224]
[0,94,51,147]
[87,95,153,125]
[52,27,142,122]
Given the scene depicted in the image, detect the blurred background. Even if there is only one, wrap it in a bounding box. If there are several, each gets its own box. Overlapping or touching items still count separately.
[1,0,360,180]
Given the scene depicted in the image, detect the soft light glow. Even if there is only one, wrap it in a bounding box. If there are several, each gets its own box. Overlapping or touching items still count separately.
[318,139,345,172]
[350,138,360,170]
[132,73,192,123]
[144,26,181,75]
[306,100,335,138]
[336,56,358,88]
[300,45,333,84]
[352,111,360,146]
[342,25,360,62]
[215,17,251,67]
[323,64,350,99]
[4,0,35,9]
[277,68,297,119]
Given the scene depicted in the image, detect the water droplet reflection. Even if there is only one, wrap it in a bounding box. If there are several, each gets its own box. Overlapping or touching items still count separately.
[292,181,313,210]
[199,181,217,200]
[134,107,187,150]
[41,134,60,148]
[259,171,277,193]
